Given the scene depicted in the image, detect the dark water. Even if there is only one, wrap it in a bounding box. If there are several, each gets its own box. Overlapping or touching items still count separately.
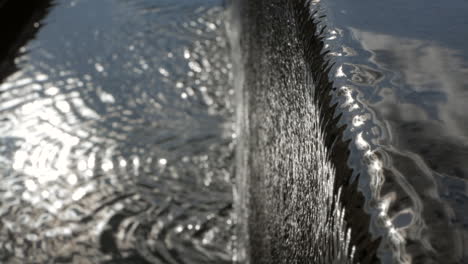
[322,0,468,262]
[0,0,235,263]
[236,0,468,263]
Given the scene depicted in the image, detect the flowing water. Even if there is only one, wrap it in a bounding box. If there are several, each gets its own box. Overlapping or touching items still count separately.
[1,0,468,263]
[318,0,468,262]
[0,0,235,263]
[236,0,468,263]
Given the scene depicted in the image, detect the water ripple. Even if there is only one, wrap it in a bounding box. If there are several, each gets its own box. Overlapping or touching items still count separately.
[0,0,234,263]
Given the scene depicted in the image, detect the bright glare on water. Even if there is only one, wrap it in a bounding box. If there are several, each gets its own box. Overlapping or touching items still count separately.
[0,0,235,263]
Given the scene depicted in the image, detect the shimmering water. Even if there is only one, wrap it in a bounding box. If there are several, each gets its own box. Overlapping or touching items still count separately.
[0,0,234,263]
[3,0,468,263]
[320,0,468,262]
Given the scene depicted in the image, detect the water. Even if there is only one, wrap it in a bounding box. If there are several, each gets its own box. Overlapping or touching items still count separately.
[321,0,468,262]
[237,0,468,263]
[2,0,468,263]
[0,0,235,263]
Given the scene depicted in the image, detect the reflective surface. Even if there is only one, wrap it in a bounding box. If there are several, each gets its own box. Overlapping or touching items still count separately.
[238,0,468,263]
[318,0,468,262]
[0,0,234,262]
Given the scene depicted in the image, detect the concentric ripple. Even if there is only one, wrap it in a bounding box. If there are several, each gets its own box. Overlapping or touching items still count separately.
[0,0,234,263]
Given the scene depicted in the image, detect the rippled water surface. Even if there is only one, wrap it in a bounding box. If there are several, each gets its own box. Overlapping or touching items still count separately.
[316,0,468,262]
[3,0,468,263]
[0,0,234,263]
[237,0,468,263]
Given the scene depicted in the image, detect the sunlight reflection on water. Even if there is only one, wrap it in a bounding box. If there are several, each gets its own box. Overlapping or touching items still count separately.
[0,0,234,263]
